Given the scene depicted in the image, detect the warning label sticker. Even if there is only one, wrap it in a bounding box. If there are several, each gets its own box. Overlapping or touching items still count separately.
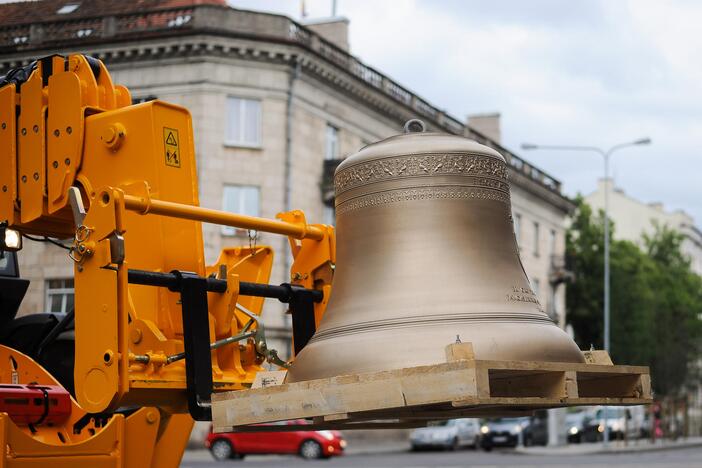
[163,127,180,168]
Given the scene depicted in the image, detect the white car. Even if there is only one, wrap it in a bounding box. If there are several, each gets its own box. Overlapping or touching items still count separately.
[583,406,647,441]
[410,419,481,450]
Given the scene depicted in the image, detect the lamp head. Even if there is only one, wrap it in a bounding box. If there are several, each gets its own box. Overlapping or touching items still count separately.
[0,226,22,252]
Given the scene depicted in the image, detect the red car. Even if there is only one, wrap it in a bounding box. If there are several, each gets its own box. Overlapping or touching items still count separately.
[206,420,346,461]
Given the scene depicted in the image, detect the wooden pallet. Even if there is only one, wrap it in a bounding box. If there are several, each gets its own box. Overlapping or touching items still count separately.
[212,343,651,432]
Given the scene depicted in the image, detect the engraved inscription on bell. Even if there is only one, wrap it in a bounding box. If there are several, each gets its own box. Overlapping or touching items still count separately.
[287,130,584,382]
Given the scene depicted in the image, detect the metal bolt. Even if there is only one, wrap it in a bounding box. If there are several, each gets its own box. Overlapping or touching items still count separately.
[53,129,60,137]
[146,411,158,424]
[32,125,38,133]
[130,328,143,344]
[1,186,6,192]
[65,158,70,166]
[66,126,72,134]
[1,122,6,130]
[21,128,26,136]
[52,161,59,168]
[21,175,27,183]
[33,172,39,181]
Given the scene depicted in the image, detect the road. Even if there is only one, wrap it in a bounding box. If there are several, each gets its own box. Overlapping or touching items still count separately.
[181,446,702,467]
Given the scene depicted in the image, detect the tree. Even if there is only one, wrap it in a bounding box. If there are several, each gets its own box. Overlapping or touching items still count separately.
[565,198,702,396]
[643,224,702,396]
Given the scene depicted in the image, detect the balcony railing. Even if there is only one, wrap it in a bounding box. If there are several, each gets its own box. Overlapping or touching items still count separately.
[549,255,574,285]
[0,3,561,194]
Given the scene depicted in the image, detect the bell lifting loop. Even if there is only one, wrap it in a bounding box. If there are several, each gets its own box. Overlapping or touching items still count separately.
[403,118,426,134]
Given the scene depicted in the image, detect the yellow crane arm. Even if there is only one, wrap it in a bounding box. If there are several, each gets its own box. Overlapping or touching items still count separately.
[0,54,335,467]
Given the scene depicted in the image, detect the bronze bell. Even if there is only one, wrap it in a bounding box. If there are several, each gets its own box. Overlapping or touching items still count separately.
[287,121,584,382]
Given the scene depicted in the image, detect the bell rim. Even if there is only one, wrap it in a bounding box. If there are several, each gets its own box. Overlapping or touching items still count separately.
[309,311,558,343]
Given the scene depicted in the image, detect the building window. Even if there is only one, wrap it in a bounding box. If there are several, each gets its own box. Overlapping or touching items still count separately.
[532,278,540,298]
[225,97,261,147]
[513,213,522,246]
[533,221,540,256]
[46,279,74,315]
[222,185,260,236]
[549,229,557,256]
[323,205,335,226]
[325,124,339,160]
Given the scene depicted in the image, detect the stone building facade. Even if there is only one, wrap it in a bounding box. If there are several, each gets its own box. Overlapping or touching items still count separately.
[0,0,574,357]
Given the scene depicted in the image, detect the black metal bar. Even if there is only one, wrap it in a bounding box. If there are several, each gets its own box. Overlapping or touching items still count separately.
[287,284,318,355]
[175,271,213,421]
[127,268,323,303]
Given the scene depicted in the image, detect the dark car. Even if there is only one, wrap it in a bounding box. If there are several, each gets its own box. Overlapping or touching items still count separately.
[206,420,346,461]
[566,411,588,443]
[480,416,548,450]
[522,414,548,446]
[479,418,522,450]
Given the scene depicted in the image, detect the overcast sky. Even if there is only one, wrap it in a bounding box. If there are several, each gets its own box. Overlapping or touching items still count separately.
[229,0,702,226]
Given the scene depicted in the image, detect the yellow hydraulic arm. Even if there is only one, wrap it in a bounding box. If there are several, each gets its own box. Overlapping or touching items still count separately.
[0,54,335,467]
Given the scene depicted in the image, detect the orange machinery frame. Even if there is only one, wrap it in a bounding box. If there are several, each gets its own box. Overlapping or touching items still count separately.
[0,54,335,467]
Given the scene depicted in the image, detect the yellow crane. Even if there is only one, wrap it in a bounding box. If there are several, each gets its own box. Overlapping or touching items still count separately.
[0,53,334,467]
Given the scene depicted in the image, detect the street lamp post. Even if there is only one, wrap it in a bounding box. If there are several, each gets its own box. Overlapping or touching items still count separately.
[521,138,651,445]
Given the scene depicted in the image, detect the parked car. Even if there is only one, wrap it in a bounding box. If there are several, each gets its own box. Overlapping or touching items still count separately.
[479,416,547,450]
[581,406,646,442]
[205,420,346,461]
[522,415,548,446]
[565,410,589,443]
[479,418,523,450]
[409,419,481,450]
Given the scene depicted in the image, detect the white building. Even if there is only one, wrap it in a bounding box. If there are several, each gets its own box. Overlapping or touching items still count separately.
[586,179,702,275]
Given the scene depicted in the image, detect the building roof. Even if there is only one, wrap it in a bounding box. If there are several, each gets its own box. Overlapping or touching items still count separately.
[0,0,225,25]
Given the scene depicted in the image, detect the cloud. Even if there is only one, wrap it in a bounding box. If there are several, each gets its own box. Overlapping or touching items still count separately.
[230,0,702,225]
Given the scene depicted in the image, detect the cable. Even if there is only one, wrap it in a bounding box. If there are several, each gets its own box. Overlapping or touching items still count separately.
[21,233,72,251]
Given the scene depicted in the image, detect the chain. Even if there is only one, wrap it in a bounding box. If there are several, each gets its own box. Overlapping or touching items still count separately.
[69,224,92,264]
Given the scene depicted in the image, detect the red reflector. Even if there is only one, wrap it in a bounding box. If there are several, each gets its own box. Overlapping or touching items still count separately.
[0,384,71,425]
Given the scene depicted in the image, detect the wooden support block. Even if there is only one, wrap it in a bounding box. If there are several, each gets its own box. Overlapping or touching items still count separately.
[565,371,579,398]
[445,342,474,362]
[582,350,614,365]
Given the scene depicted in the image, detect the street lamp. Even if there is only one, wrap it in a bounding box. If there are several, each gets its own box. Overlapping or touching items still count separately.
[521,138,651,445]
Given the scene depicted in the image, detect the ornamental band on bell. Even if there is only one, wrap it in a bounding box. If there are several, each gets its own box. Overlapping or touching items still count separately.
[334,152,510,213]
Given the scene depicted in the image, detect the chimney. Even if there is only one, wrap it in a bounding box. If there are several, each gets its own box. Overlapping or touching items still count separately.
[467,112,501,144]
[302,17,350,52]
